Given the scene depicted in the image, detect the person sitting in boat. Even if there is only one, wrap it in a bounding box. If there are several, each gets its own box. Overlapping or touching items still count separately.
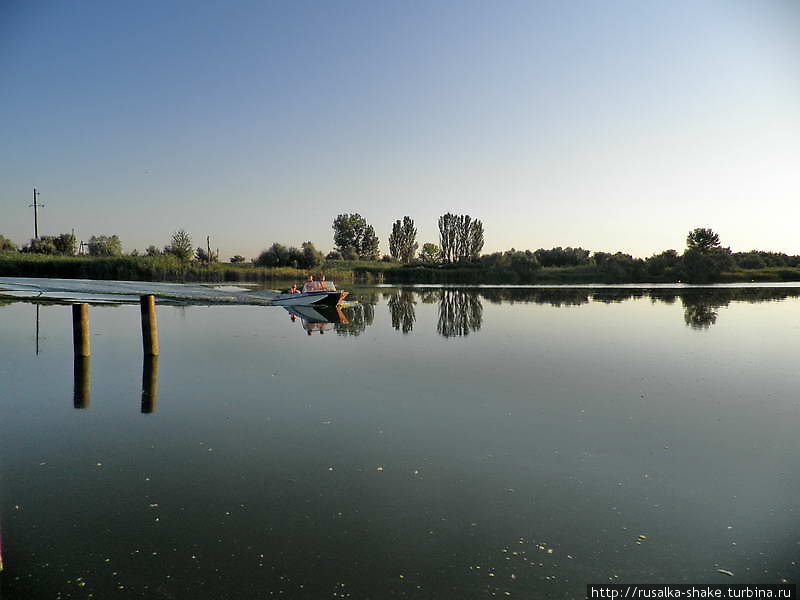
[304,275,322,292]
[290,284,300,294]
[316,274,335,292]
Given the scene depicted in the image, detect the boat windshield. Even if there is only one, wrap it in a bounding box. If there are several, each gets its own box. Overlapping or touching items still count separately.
[302,281,337,293]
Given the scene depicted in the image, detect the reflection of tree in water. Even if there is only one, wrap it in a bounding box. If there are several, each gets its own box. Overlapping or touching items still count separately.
[474,287,800,309]
[592,289,645,304]
[480,288,590,306]
[474,287,800,331]
[419,290,440,304]
[437,290,483,338]
[676,289,800,330]
[335,291,377,336]
[344,286,800,335]
[385,290,416,334]
[680,293,727,330]
[683,302,719,329]
[652,293,677,305]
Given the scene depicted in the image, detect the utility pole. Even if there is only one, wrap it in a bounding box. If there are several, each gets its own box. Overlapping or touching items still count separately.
[29,188,44,239]
[207,236,211,265]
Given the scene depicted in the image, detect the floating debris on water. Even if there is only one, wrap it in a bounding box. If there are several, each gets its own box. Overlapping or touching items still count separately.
[718,569,734,577]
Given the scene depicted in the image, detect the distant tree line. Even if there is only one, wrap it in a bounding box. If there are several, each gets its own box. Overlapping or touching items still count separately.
[255,242,324,269]
[474,228,779,284]
[4,219,800,285]
[0,235,17,252]
[389,217,418,263]
[0,229,226,264]
[27,233,79,256]
[331,213,380,260]
[87,235,123,257]
[437,213,484,263]
[3,232,123,257]
[326,211,485,265]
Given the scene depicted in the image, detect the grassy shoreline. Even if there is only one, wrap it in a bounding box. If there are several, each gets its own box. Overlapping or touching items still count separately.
[2,253,800,285]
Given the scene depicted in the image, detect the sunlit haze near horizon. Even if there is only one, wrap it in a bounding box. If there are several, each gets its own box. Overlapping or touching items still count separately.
[2,0,799,260]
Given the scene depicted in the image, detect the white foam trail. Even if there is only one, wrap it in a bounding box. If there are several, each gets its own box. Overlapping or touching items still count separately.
[0,277,280,305]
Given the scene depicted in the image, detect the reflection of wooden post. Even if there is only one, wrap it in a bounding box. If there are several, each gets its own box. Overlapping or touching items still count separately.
[73,357,91,409]
[72,304,90,357]
[141,356,159,414]
[140,295,159,356]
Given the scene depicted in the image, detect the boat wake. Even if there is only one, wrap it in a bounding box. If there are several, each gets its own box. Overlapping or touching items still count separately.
[0,277,280,306]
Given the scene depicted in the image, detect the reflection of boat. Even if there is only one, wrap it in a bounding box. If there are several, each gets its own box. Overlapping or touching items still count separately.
[272,280,349,307]
[285,304,350,335]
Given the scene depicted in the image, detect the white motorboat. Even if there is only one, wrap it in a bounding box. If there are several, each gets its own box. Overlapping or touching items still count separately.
[271,280,349,307]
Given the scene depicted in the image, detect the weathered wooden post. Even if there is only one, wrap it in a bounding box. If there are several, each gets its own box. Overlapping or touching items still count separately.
[141,356,159,414]
[73,357,91,409]
[140,295,159,356]
[72,303,90,357]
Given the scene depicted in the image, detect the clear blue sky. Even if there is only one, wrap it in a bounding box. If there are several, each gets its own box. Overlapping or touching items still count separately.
[2,0,798,259]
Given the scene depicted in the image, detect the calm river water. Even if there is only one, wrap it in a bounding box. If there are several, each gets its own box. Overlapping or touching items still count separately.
[0,286,798,598]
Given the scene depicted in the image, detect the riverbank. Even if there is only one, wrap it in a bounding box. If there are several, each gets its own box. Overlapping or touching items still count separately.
[2,253,800,284]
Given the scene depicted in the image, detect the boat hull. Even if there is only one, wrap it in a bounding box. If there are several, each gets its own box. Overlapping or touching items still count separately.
[272,291,347,307]
[285,305,348,324]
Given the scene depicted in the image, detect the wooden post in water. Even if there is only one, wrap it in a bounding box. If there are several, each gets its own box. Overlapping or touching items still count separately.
[72,303,90,357]
[141,355,159,414]
[73,357,91,409]
[140,295,159,356]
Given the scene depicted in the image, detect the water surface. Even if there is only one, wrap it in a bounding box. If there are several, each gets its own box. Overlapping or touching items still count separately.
[0,286,798,598]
